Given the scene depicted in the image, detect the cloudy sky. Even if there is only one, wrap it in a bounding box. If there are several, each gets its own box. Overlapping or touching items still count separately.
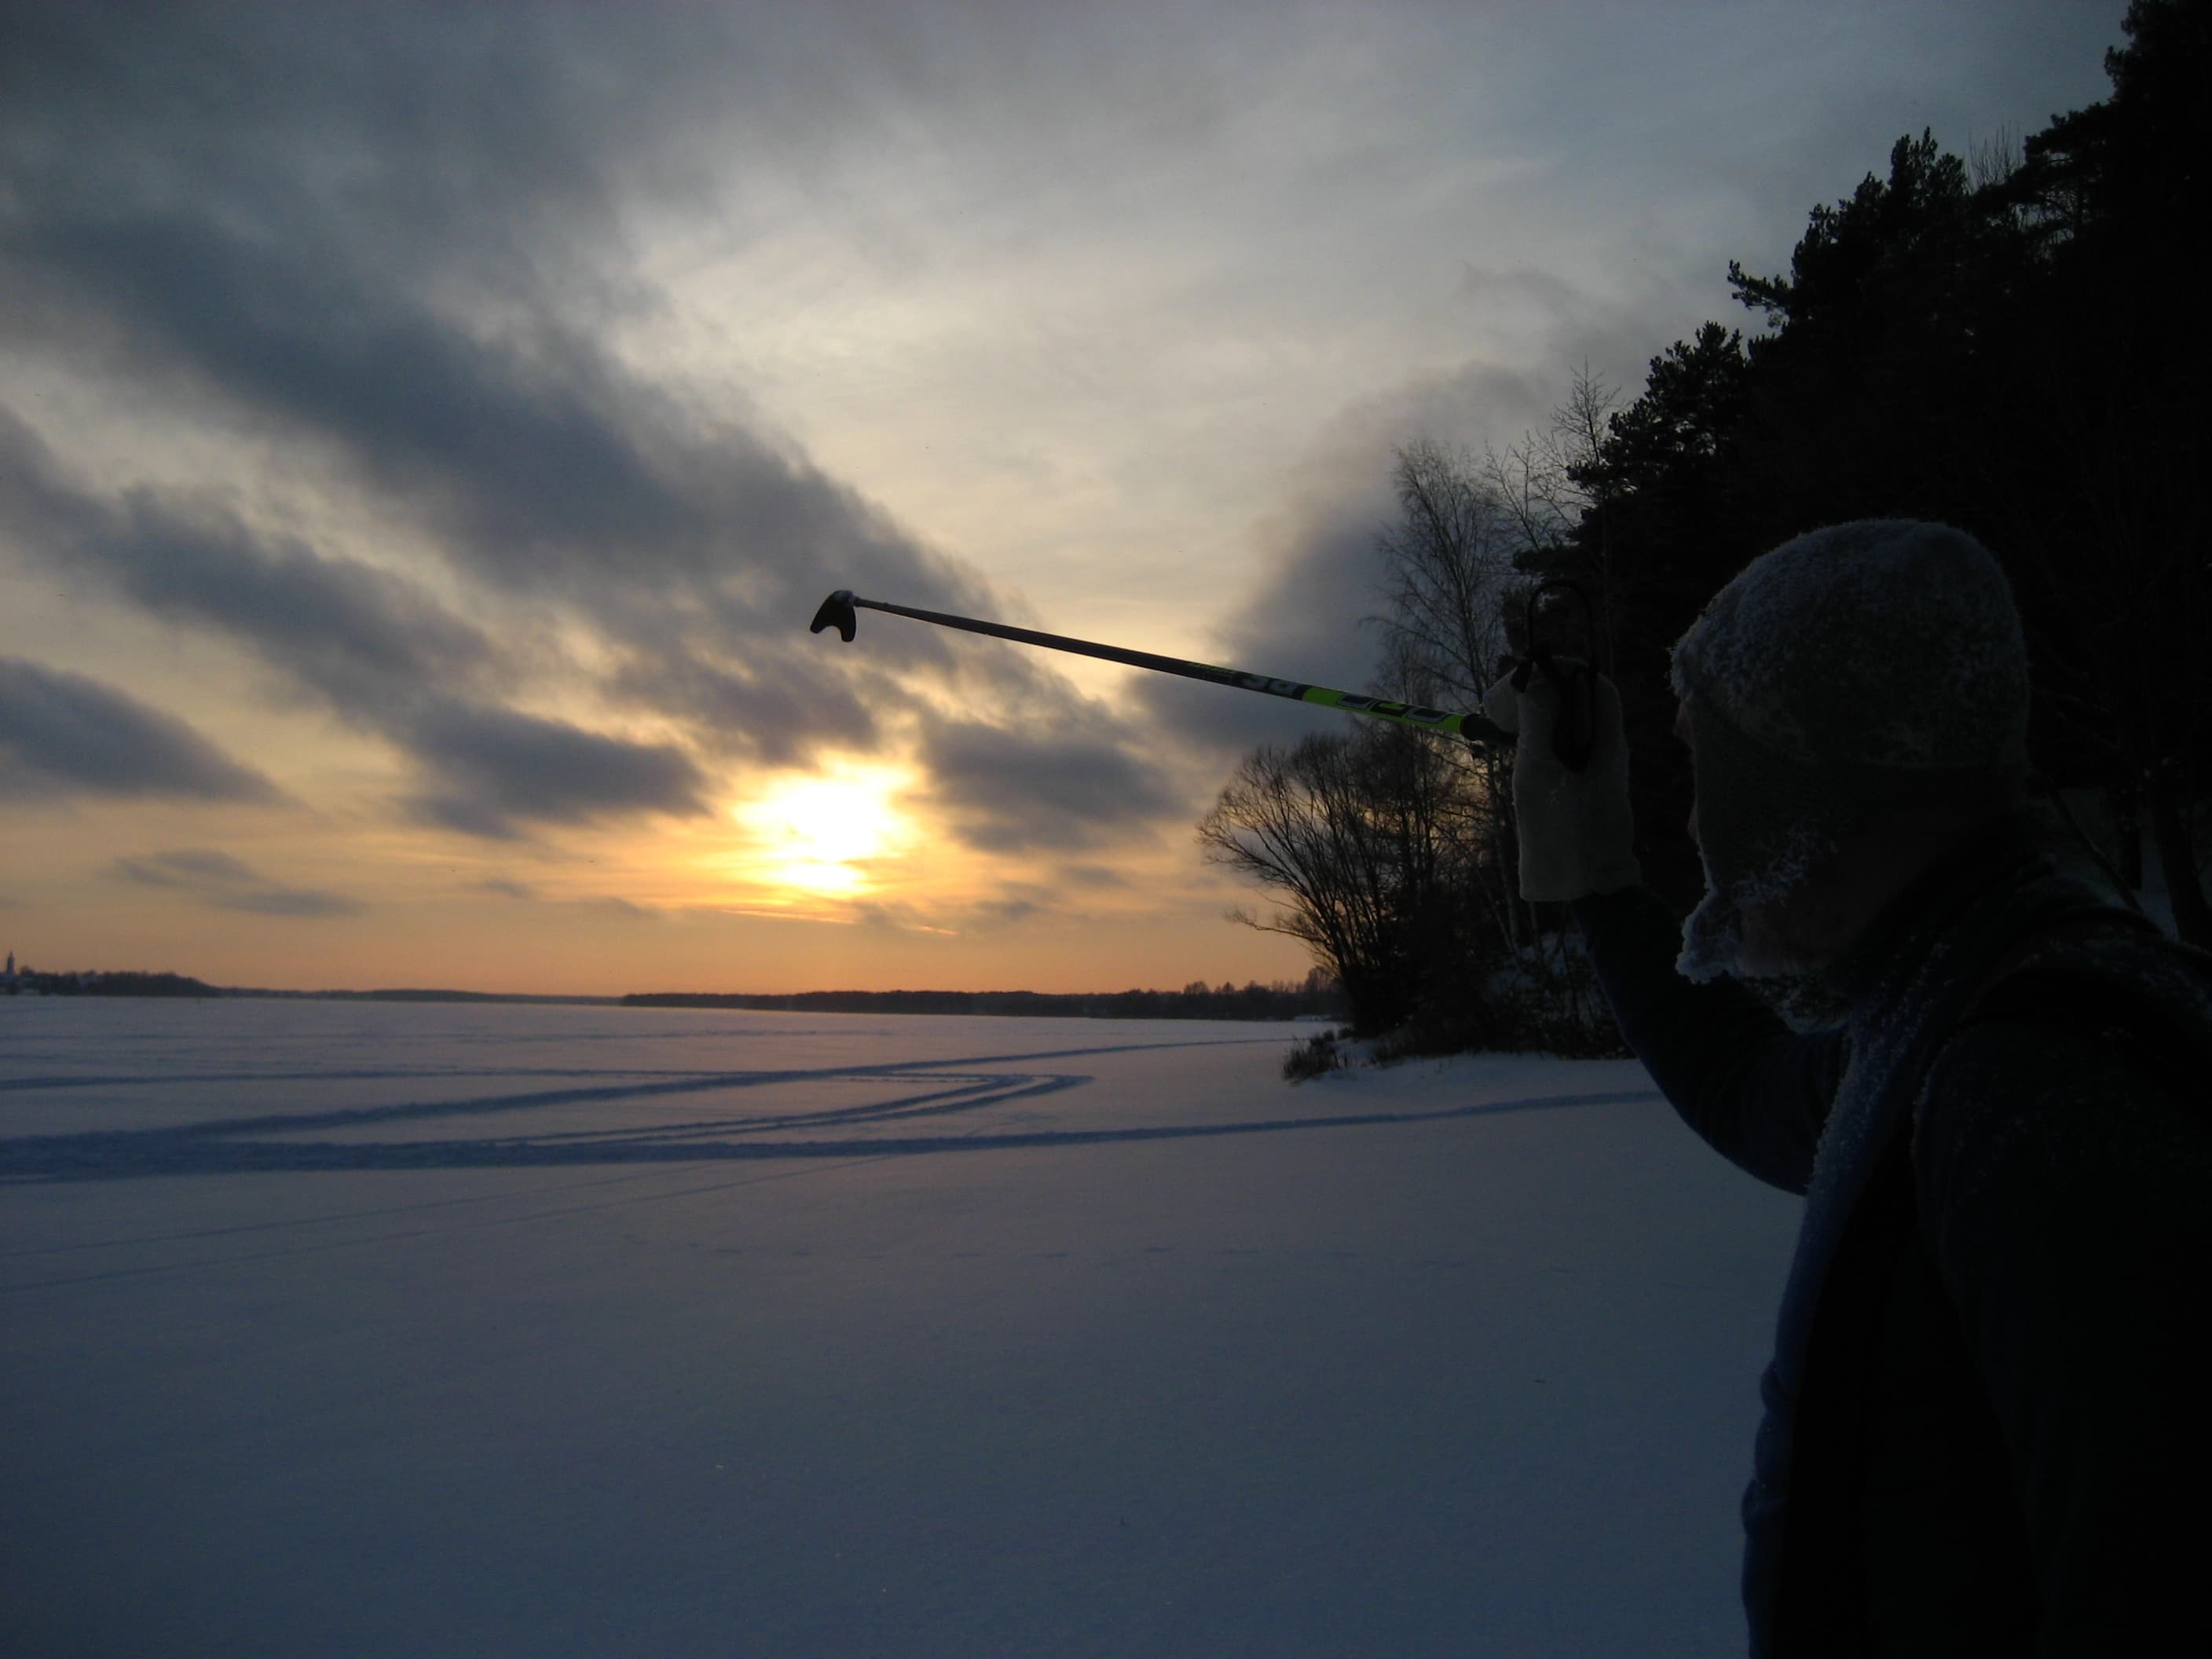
[0,2,2119,994]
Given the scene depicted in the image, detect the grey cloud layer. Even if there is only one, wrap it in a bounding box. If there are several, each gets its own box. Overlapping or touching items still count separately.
[110,848,363,918]
[0,2,1187,850]
[1134,362,1556,762]
[402,701,706,840]
[0,656,278,804]
[0,416,708,839]
[918,712,1180,853]
[6,2,2106,865]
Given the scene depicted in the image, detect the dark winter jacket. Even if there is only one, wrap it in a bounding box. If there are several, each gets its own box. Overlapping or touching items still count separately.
[1573,810,2212,1655]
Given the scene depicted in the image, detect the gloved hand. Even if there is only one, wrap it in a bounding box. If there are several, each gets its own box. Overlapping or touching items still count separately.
[1481,661,1641,902]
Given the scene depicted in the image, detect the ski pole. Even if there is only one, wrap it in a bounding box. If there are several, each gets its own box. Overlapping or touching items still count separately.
[809,588,1511,745]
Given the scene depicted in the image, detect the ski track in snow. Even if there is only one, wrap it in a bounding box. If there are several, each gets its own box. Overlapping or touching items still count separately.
[0,1031,1651,1186]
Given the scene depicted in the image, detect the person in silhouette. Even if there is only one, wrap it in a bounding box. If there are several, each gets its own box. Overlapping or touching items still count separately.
[1484,520,2212,1654]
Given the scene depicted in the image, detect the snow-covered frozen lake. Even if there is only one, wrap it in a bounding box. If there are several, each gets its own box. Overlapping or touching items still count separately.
[2,998,1800,1657]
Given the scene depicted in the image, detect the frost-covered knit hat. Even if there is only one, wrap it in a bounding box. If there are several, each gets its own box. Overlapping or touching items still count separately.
[1669,519,2031,981]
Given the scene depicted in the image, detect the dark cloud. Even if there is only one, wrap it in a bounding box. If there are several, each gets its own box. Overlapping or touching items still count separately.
[0,404,488,712]
[610,646,880,767]
[0,5,996,652]
[1,412,705,837]
[1456,263,1588,312]
[112,848,258,885]
[848,898,936,934]
[1125,471,1401,767]
[0,2,680,311]
[218,887,364,918]
[1135,361,1554,763]
[1060,863,1130,889]
[110,848,363,917]
[400,699,706,840]
[0,656,280,804]
[0,3,1188,851]
[917,710,1179,853]
[466,877,657,914]
[33,496,498,716]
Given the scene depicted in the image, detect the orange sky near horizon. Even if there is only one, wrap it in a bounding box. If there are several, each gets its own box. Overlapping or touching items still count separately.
[2,743,1313,994]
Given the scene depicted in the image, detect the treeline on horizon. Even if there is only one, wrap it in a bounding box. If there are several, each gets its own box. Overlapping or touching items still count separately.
[2,969,225,998]
[4,968,1341,1020]
[624,980,1343,1022]
[1201,0,2210,1050]
[0,969,606,1002]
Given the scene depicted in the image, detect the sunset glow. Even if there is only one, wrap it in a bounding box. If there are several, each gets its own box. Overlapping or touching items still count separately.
[738,767,914,898]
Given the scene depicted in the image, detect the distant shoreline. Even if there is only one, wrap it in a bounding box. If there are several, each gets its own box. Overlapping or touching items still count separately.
[1,976,619,1006]
[3,977,1337,1022]
[621,989,1336,1021]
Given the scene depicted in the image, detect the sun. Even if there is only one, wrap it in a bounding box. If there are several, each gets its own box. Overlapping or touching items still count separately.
[737,766,912,896]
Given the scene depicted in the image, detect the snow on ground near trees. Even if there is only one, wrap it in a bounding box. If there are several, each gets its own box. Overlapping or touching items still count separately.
[2,999,1801,1657]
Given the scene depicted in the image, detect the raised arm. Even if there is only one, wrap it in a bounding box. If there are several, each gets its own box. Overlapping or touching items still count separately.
[1479,661,1841,1195]
[1573,884,1842,1196]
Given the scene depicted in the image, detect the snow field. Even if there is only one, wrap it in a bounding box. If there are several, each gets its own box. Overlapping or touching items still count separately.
[2,999,1801,1657]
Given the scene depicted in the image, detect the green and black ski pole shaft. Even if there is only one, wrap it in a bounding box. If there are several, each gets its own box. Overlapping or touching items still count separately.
[809,588,1511,745]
